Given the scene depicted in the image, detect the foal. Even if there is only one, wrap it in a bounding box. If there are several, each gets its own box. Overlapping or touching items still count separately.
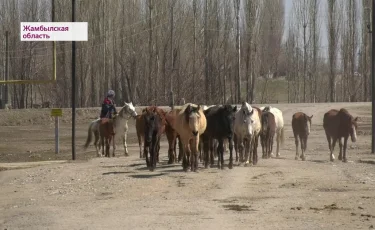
[323,108,358,162]
[292,112,313,161]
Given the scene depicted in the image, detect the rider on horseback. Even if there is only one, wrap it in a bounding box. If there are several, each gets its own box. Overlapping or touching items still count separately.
[100,90,117,119]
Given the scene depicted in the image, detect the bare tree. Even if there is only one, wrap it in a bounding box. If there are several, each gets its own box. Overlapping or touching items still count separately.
[327,0,342,102]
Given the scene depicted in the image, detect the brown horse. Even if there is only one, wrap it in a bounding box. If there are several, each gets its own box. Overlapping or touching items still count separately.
[260,111,276,159]
[323,108,358,162]
[135,109,146,158]
[169,103,207,172]
[143,106,166,171]
[165,110,183,164]
[292,112,313,161]
[99,115,117,157]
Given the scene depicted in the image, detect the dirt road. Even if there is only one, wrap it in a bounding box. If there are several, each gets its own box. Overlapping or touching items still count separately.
[1,102,375,230]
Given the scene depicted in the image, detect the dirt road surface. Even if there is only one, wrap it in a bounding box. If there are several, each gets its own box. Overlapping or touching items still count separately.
[1,103,375,230]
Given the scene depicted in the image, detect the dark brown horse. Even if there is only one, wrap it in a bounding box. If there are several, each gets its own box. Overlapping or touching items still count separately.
[292,112,313,161]
[323,108,358,162]
[201,105,237,169]
[99,116,117,157]
[260,111,276,159]
[143,106,166,171]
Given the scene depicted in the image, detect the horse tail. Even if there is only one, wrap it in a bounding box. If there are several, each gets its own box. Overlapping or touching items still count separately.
[280,126,285,146]
[84,122,95,149]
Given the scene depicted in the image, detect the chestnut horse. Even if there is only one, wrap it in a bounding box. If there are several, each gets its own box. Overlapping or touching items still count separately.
[169,103,207,172]
[143,106,166,171]
[99,115,117,157]
[323,108,358,162]
[292,112,313,161]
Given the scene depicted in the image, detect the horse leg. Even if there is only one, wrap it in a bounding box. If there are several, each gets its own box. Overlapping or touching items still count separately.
[178,136,183,162]
[100,135,105,157]
[105,138,110,158]
[233,134,239,162]
[94,131,100,157]
[253,135,258,165]
[144,142,150,168]
[228,137,234,169]
[112,134,116,157]
[209,138,215,167]
[192,137,199,172]
[217,139,224,170]
[137,132,143,158]
[343,137,348,163]
[167,133,175,164]
[330,137,337,162]
[301,136,306,161]
[245,138,253,165]
[338,138,343,161]
[203,137,210,169]
[182,142,191,172]
[123,130,129,157]
[156,141,160,163]
[239,139,244,164]
[294,134,299,160]
[275,130,280,157]
[260,134,268,159]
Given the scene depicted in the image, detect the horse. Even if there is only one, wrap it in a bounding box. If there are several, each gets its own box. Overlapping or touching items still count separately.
[260,111,276,159]
[260,106,285,158]
[323,108,358,162]
[135,109,147,158]
[165,110,183,164]
[99,115,117,157]
[247,106,262,165]
[201,105,237,169]
[83,102,137,157]
[234,102,261,166]
[292,112,313,161]
[233,102,254,164]
[143,106,166,171]
[169,103,207,172]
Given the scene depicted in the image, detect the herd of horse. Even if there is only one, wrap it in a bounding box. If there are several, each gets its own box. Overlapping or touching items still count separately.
[83,102,359,172]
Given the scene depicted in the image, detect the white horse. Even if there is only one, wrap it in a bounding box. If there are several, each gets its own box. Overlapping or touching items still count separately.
[260,105,285,157]
[84,102,137,157]
[233,102,255,164]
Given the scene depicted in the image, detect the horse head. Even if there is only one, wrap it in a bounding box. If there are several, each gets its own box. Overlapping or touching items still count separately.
[120,102,138,119]
[350,116,358,142]
[222,104,238,134]
[235,102,254,136]
[305,114,313,135]
[184,104,201,136]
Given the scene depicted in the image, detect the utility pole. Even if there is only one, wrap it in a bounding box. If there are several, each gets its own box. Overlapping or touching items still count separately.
[236,0,241,103]
[72,0,76,160]
[169,0,174,109]
[192,0,196,103]
[372,0,375,153]
[5,31,9,108]
[303,23,307,103]
[102,0,107,91]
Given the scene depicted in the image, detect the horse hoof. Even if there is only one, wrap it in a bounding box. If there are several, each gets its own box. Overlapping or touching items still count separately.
[343,158,348,163]
[228,164,233,169]
[295,156,299,160]
[338,155,343,161]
